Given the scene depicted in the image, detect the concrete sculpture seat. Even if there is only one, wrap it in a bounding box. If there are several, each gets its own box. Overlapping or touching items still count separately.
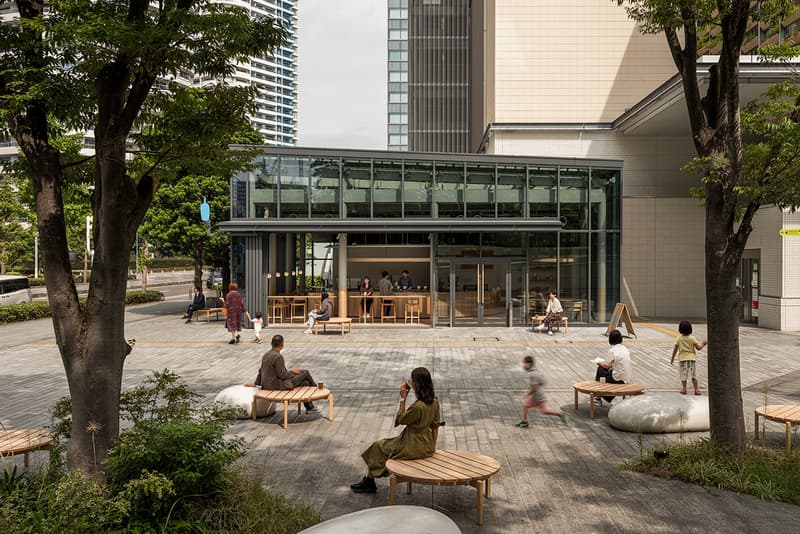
[608,392,709,433]
[214,385,275,419]
[298,505,461,534]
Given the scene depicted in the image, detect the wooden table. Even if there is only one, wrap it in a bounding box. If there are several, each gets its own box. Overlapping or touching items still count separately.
[386,450,501,525]
[573,381,645,418]
[348,294,431,323]
[251,386,334,429]
[313,317,352,335]
[754,404,800,451]
[0,429,53,467]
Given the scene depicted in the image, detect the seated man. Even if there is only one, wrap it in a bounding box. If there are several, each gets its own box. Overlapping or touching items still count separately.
[304,291,333,334]
[594,329,631,402]
[245,334,320,413]
[181,286,206,323]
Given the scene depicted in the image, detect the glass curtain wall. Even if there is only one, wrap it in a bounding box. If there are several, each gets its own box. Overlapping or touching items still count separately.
[373,160,403,217]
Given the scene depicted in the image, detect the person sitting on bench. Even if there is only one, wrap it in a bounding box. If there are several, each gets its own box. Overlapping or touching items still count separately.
[594,329,632,402]
[245,334,320,413]
[535,290,563,335]
[181,287,205,323]
[304,291,332,334]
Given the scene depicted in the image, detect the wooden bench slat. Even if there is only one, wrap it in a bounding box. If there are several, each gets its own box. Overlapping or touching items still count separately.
[430,451,499,475]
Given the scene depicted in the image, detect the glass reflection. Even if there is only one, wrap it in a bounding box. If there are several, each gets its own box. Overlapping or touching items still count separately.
[403,161,432,217]
[373,160,403,218]
[251,156,278,219]
[343,159,371,218]
[279,157,309,218]
[590,168,620,230]
[310,158,340,218]
[434,162,464,218]
[529,166,557,218]
[497,165,525,218]
[466,164,495,218]
[560,167,589,229]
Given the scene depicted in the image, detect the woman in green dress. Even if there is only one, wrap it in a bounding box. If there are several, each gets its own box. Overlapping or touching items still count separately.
[351,367,442,493]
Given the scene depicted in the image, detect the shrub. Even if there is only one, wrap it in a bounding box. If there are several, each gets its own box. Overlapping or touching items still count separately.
[124,290,164,305]
[0,291,163,323]
[0,301,51,323]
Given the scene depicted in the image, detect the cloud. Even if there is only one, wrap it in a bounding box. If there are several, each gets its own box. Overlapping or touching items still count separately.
[297,0,388,149]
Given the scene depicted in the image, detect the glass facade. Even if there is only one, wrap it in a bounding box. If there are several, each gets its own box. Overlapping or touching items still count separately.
[227,148,622,325]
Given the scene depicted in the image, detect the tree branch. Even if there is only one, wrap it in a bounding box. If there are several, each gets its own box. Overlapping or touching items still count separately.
[60,154,95,170]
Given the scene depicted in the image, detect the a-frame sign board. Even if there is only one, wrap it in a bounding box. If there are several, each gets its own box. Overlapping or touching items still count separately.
[605,303,636,338]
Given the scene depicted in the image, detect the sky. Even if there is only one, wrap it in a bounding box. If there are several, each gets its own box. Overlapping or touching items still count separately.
[296,0,387,149]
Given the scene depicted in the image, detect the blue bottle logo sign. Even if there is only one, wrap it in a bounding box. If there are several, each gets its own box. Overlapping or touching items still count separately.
[200,197,211,222]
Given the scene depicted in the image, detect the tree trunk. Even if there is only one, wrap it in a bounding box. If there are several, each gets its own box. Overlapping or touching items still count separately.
[193,257,203,289]
[705,203,747,452]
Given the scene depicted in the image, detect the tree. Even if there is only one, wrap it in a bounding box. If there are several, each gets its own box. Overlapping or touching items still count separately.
[0,175,33,274]
[141,174,230,289]
[616,0,800,451]
[0,0,285,473]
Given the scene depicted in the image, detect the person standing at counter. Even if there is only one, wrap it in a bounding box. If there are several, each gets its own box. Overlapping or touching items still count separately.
[379,270,393,318]
[360,276,374,319]
[398,270,413,291]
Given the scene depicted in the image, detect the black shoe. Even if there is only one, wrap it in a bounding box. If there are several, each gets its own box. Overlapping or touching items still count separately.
[350,477,377,493]
[236,335,240,344]
[185,319,192,324]
[305,403,320,413]
[228,339,236,345]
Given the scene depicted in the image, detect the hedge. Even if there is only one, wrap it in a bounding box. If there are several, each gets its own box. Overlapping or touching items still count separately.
[0,291,164,323]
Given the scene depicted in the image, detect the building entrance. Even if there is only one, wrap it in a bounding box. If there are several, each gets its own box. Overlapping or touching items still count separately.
[435,258,526,327]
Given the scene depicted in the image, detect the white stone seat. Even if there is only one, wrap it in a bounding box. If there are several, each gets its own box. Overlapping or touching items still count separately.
[298,505,461,534]
[214,384,275,419]
[608,392,710,433]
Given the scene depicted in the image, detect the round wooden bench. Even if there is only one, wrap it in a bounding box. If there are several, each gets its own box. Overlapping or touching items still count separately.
[385,450,501,525]
[313,317,352,335]
[252,386,334,429]
[0,429,53,467]
[754,404,800,451]
[573,381,645,419]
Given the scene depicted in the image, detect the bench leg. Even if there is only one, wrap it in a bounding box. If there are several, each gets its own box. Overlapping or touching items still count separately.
[298,402,302,414]
[485,477,491,498]
[787,422,792,451]
[23,452,29,468]
[574,388,578,410]
[283,401,289,430]
[252,397,258,421]
[406,481,412,494]
[329,394,334,422]
[475,479,484,525]
[389,475,397,505]
[589,394,595,419]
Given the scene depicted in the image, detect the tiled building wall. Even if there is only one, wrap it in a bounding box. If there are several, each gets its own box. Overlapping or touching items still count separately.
[780,210,800,329]
[745,208,782,329]
[489,1,676,123]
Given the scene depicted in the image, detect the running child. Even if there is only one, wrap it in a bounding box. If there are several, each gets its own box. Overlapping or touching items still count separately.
[249,312,264,343]
[516,355,569,427]
[670,320,707,395]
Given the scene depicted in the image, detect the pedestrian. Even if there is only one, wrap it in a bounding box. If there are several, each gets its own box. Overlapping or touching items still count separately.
[671,320,707,395]
[224,282,246,344]
[516,355,568,427]
[535,291,563,335]
[250,312,264,343]
[379,270,393,318]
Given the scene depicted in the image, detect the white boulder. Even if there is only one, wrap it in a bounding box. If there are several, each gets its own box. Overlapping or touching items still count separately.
[214,385,275,419]
[608,392,709,433]
[299,506,461,534]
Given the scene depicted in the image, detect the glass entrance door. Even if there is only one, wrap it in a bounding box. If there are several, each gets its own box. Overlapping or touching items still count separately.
[450,259,519,326]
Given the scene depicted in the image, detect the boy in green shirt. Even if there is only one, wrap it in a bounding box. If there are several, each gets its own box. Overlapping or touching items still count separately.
[670,320,707,395]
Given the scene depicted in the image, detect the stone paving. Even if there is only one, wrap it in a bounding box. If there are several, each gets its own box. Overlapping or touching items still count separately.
[1,300,800,533]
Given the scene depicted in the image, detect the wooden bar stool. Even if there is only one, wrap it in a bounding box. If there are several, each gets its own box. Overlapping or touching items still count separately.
[405,298,420,324]
[289,298,307,323]
[270,300,284,324]
[381,298,397,323]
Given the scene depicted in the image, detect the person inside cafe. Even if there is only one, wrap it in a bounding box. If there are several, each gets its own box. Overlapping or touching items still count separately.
[359,276,374,319]
[245,334,320,413]
[379,270,393,317]
[398,270,413,291]
[594,329,632,402]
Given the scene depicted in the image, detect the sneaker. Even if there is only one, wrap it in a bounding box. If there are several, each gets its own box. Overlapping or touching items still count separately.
[559,414,570,426]
[536,324,545,331]
[515,421,529,428]
[228,339,236,345]
[547,330,553,336]
[351,477,377,493]
[304,329,313,335]
[236,335,240,344]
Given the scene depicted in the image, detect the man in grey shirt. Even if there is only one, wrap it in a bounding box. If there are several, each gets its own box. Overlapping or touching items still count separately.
[379,270,393,318]
[245,334,319,413]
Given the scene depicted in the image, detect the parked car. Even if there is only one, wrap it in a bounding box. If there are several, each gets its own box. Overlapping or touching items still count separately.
[0,275,32,306]
[206,269,223,289]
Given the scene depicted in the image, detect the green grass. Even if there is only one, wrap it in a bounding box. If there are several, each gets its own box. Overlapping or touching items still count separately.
[623,438,800,504]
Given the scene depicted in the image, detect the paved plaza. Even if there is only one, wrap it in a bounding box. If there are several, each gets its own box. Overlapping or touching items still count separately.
[2,299,800,533]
